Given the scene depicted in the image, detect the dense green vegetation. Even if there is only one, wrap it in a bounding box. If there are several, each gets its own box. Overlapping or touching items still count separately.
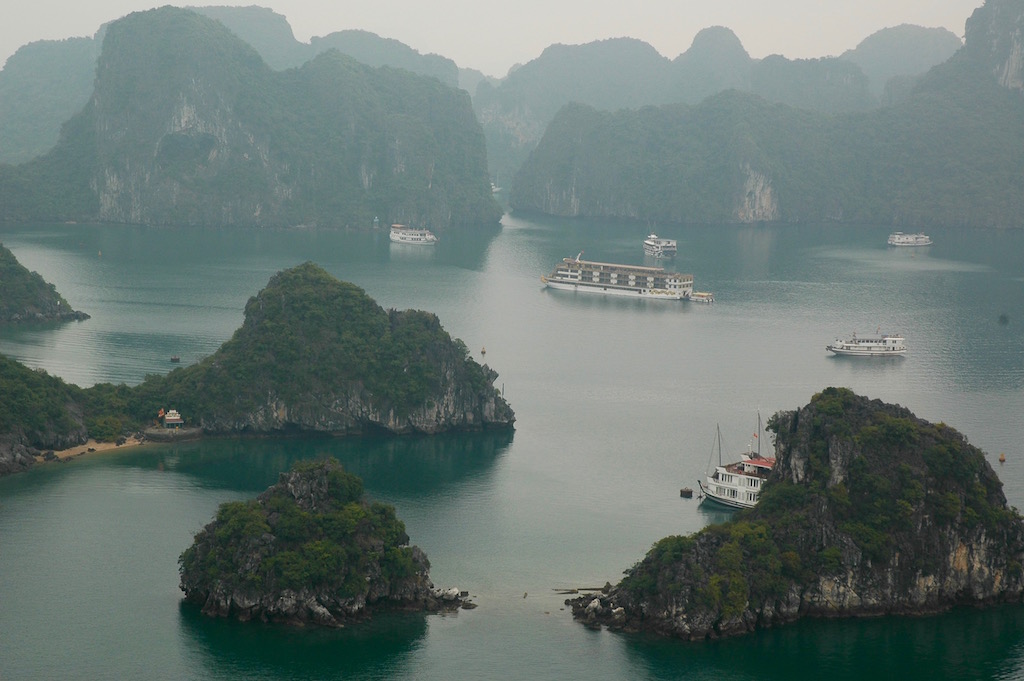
[179,458,421,600]
[0,354,83,443]
[1,262,508,453]
[0,7,498,229]
[616,388,1024,623]
[123,262,496,424]
[0,243,87,322]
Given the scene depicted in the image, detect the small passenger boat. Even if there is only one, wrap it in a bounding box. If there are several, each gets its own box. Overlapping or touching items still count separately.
[697,419,774,510]
[887,232,932,246]
[390,224,438,245]
[643,234,677,258]
[826,332,906,356]
[688,291,714,304]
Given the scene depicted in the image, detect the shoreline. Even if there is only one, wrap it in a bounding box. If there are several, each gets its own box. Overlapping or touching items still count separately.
[43,436,149,462]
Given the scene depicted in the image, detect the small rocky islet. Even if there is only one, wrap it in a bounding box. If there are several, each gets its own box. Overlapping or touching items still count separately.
[179,458,470,625]
[570,388,1024,640]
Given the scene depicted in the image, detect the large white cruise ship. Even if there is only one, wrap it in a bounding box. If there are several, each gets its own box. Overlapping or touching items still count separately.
[541,253,693,300]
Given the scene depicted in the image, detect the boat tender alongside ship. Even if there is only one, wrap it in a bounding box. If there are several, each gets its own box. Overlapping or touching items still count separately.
[390,224,438,245]
[887,232,932,246]
[826,332,906,356]
[643,234,677,258]
[541,253,693,300]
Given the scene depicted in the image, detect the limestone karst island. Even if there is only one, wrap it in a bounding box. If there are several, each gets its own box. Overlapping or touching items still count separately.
[0,261,514,476]
[179,458,469,625]
[570,388,1024,639]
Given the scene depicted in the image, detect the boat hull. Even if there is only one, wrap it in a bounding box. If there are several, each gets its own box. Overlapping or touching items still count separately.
[696,480,753,509]
[541,277,685,300]
[390,234,437,245]
[827,346,906,356]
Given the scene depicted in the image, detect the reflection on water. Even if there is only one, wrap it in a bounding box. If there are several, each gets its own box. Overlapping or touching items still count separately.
[113,430,513,496]
[694,501,737,527]
[178,604,428,681]
[623,603,1024,681]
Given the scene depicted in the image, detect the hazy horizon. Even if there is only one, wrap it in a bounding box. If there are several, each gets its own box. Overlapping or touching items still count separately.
[2,1,982,78]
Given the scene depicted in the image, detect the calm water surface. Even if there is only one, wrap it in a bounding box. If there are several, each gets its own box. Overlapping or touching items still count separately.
[1,218,1023,680]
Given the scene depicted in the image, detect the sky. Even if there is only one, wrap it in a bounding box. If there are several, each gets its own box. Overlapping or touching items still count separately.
[1,0,984,77]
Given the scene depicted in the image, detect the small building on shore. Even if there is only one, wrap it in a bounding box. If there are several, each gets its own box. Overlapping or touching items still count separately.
[163,409,184,429]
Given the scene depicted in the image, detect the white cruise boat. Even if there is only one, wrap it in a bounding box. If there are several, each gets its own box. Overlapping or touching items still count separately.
[887,232,932,246]
[541,253,693,300]
[642,234,677,258]
[826,332,906,356]
[697,423,775,510]
[390,224,438,245]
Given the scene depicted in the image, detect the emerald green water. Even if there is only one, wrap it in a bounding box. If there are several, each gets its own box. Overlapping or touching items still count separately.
[1,218,1023,679]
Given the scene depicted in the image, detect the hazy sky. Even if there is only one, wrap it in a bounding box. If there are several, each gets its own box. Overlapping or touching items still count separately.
[2,1,983,77]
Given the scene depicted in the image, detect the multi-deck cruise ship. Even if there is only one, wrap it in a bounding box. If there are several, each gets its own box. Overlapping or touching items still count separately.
[541,253,693,300]
[390,224,438,245]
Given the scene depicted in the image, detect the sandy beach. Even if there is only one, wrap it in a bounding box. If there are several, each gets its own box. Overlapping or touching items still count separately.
[44,436,148,462]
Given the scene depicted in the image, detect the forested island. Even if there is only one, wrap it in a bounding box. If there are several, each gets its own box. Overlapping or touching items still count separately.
[0,262,514,476]
[0,243,89,323]
[2,2,1019,229]
[180,458,467,626]
[513,0,1024,228]
[570,388,1024,640]
[0,7,499,229]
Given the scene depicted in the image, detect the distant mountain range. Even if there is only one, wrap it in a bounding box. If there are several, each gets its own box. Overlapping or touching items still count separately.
[476,25,962,188]
[1,3,1012,228]
[0,7,499,228]
[510,0,1024,228]
[0,5,462,168]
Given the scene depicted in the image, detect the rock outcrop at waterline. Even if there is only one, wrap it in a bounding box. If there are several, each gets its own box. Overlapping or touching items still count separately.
[0,244,89,324]
[138,262,514,436]
[179,458,466,625]
[570,388,1024,640]
[0,354,88,476]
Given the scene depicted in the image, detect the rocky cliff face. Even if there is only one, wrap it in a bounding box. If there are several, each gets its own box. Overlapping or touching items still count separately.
[195,355,513,436]
[965,0,1024,91]
[180,459,466,626]
[0,425,88,476]
[570,388,1024,640]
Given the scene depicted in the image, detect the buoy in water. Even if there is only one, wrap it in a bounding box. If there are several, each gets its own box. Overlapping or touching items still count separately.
[1000,452,1006,464]
[680,487,693,498]
[481,346,486,355]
